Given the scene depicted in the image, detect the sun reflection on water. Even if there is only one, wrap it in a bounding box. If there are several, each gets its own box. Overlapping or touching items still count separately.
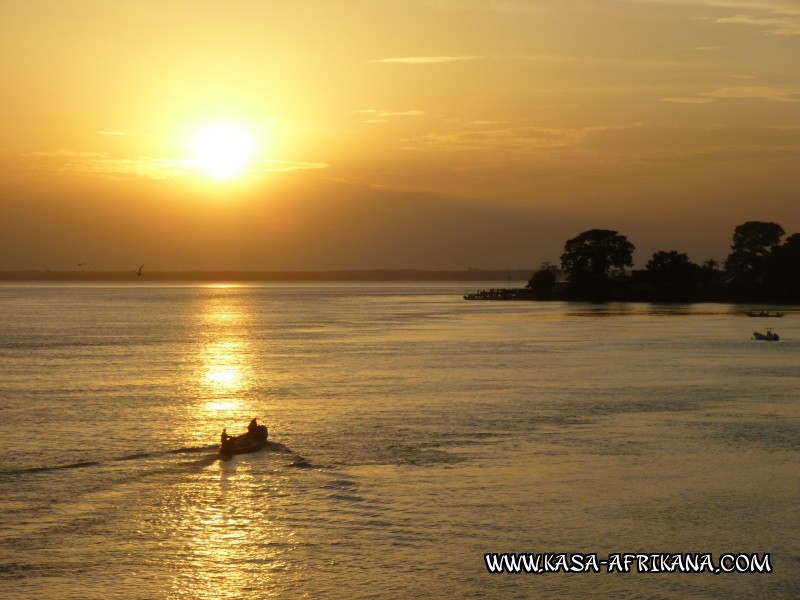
[161,465,290,599]
[203,341,245,391]
[205,400,241,412]
[198,303,254,403]
[187,289,265,442]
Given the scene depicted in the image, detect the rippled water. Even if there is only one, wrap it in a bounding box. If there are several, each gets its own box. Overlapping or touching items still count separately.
[1,283,798,599]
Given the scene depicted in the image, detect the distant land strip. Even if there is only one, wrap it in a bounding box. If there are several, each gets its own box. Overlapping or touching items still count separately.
[0,269,533,282]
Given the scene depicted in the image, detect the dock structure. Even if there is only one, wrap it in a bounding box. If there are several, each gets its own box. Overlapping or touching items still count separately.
[463,288,533,301]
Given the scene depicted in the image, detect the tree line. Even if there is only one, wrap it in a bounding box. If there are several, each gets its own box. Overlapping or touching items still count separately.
[526,221,800,303]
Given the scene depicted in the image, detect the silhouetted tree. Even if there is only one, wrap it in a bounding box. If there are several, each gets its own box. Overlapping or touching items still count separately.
[646,251,698,286]
[560,229,634,293]
[763,233,800,302]
[526,262,559,293]
[725,221,784,278]
[697,258,723,286]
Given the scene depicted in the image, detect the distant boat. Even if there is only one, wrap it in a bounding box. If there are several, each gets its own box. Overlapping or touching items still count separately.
[220,420,268,458]
[746,310,784,317]
[753,328,780,341]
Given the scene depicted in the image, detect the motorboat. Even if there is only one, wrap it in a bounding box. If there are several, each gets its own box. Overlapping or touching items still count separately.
[220,420,268,458]
[746,310,784,318]
[752,329,780,341]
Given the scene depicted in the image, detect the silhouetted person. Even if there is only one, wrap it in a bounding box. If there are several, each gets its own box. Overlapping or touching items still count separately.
[248,418,258,435]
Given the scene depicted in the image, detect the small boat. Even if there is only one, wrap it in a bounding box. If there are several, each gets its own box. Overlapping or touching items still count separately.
[220,420,268,458]
[753,328,780,341]
[746,310,784,317]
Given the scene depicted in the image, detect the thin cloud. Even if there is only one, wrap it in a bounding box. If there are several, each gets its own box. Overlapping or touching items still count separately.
[405,121,800,168]
[354,109,426,117]
[661,97,716,104]
[375,53,690,70]
[645,146,800,163]
[3,150,327,180]
[715,13,800,35]
[512,54,691,69]
[255,159,329,174]
[422,0,551,15]
[409,124,642,153]
[701,86,800,102]
[96,131,129,136]
[27,150,106,159]
[626,0,798,10]
[371,56,482,64]
[625,0,800,36]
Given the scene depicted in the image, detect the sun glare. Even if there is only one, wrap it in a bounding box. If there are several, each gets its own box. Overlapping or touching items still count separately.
[189,124,255,180]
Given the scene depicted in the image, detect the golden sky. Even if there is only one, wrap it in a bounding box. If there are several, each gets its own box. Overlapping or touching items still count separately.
[2,0,799,271]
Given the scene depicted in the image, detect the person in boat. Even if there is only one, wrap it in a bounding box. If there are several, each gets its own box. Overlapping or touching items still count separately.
[220,428,233,454]
[246,417,268,441]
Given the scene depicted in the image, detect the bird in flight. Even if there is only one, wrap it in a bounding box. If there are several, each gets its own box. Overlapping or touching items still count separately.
[132,264,144,276]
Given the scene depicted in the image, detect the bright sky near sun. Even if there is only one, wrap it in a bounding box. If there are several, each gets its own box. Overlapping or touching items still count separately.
[1,0,799,271]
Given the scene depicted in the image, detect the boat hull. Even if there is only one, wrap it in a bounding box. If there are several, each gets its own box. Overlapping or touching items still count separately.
[220,429,268,458]
[222,439,267,456]
[753,331,780,341]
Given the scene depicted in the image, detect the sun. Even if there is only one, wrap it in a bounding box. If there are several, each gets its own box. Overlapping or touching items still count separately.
[189,124,255,180]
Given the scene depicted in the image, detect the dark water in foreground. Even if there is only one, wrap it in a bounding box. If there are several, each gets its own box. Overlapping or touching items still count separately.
[1,283,798,599]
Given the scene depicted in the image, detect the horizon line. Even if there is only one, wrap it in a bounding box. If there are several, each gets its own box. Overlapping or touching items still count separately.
[0,268,535,282]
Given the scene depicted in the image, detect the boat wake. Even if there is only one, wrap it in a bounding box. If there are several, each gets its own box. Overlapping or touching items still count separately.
[2,444,216,478]
[2,441,308,478]
[7,460,103,475]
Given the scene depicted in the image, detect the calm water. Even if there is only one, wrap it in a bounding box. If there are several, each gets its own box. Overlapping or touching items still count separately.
[1,283,798,599]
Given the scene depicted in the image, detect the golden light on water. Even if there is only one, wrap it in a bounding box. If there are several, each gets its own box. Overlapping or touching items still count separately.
[165,474,287,599]
[196,294,255,415]
[204,364,240,388]
[201,341,251,396]
[204,283,244,290]
[205,400,241,412]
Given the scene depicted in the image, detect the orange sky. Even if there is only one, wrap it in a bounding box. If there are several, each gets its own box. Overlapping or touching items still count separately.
[2,0,799,271]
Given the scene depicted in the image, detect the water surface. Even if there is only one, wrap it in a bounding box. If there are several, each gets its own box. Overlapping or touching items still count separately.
[1,283,798,598]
